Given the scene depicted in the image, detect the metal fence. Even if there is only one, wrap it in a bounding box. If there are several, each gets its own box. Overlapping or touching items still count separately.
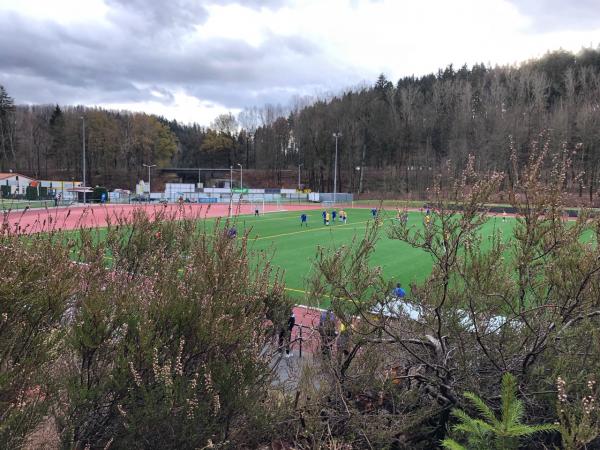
[1,191,357,211]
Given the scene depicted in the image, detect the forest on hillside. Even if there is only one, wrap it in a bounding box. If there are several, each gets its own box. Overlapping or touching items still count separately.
[1,47,600,198]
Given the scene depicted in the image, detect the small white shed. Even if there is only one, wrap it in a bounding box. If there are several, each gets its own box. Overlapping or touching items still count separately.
[0,172,36,195]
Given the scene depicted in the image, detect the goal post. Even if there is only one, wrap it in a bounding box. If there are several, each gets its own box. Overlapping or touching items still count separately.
[224,193,287,216]
[234,196,266,216]
[252,197,265,215]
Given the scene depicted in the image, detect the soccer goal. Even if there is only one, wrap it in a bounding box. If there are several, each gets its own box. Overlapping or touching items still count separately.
[230,197,266,216]
[248,197,266,215]
[252,197,285,214]
[227,194,286,216]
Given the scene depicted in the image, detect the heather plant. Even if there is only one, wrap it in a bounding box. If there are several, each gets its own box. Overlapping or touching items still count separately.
[0,219,76,448]
[555,375,600,449]
[5,139,600,449]
[57,211,291,448]
[100,205,199,274]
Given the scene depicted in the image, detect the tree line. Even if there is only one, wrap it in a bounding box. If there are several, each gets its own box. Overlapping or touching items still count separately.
[0,101,178,188]
[1,47,600,197]
[247,47,600,199]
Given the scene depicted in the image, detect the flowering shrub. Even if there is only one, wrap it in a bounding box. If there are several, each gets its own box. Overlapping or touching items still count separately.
[2,209,291,448]
[556,376,600,449]
[0,221,76,448]
[58,212,290,448]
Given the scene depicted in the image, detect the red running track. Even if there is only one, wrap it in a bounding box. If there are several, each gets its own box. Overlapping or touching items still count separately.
[1,202,323,234]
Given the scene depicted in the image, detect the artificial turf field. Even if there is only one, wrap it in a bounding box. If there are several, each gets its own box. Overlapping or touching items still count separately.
[20,203,592,306]
[227,207,517,301]
[68,207,521,303]
[68,206,516,303]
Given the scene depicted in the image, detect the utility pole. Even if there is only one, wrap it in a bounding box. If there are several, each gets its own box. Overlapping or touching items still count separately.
[332,132,342,204]
[81,116,86,203]
[143,164,156,199]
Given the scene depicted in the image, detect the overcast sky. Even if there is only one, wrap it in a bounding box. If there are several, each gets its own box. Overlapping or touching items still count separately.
[1,0,599,125]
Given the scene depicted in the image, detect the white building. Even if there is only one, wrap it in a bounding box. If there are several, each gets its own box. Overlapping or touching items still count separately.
[0,172,36,196]
[39,179,82,201]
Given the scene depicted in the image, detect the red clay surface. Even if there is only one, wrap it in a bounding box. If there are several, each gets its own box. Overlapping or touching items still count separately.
[290,305,325,355]
[1,202,323,234]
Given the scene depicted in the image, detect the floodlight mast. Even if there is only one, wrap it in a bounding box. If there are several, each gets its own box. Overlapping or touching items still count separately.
[229,166,233,217]
[332,132,342,204]
[143,163,157,198]
[80,116,86,203]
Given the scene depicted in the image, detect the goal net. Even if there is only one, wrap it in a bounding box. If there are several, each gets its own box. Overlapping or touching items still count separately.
[225,194,286,217]
[229,197,267,217]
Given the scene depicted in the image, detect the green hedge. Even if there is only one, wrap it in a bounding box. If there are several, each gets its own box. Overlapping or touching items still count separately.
[93,186,108,202]
[25,186,39,200]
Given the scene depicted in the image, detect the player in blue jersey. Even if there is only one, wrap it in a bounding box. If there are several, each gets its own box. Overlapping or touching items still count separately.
[300,213,308,227]
[227,226,237,238]
[393,283,406,298]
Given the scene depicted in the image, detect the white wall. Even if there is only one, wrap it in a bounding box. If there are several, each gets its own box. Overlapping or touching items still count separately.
[1,174,35,195]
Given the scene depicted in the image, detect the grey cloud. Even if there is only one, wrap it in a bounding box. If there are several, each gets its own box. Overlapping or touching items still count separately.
[211,0,291,10]
[507,0,600,32]
[0,1,358,122]
[106,0,209,31]
[105,0,290,31]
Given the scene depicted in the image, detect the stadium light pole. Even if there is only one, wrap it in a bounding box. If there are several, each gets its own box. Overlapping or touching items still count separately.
[143,164,156,199]
[332,132,342,204]
[229,165,233,217]
[297,163,303,190]
[80,116,86,204]
[237,163,243,190]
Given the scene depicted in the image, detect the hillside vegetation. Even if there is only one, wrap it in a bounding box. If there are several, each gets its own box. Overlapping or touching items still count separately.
[1,47,600,198]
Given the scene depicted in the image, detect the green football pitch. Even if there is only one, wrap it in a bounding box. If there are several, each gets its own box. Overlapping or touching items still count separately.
[76,207,516,303]
[57,206,594,306]
[43,205,594,308]
[82,207,516,303]
[226,208,516,301]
